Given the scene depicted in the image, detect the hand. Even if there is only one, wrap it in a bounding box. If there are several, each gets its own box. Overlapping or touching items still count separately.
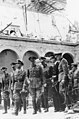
[51,79,54,83]
[61,79,64,83]
[41,86,44,93]
[44,83,47,87]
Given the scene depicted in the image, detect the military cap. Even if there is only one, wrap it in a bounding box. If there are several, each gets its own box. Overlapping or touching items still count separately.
[16,59,24,66]
[10,62,17,66]
[45,52,55,57]
[29,56,37,62]
[1,66,7,71]
[55,52,62,56]
[39,57,46,60]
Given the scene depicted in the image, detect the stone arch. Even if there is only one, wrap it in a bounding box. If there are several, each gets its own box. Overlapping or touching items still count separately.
[0,46,20,56]
[63,52,74,69]
[23,50,39,70]
[22,48,41,58]
[0,49,19,73]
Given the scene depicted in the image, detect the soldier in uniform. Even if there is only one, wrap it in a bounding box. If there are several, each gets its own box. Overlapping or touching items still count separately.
[12,59,27,115]
[0,82,2,104]
[71,63,79,102]
[27,56,43,114]
[50,54,61,112]
[1,67,11,114]
[68,63,79,112]
[20,82,29,114]
[10,62,17,106]
[58,53,69,111]
[40,56,53,112]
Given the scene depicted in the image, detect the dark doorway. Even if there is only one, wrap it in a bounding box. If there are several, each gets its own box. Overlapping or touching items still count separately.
[63,53,74,69]
[45,52,54,57]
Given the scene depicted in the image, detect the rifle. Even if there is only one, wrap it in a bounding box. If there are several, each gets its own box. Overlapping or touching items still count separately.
[0,22,12,34]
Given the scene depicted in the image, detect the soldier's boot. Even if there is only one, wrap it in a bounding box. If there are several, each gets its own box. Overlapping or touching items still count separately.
[24,110,26,114]
[8,98,10,109]
[33,99,37,114]
[12,112,18,116]
[3,99,7,114]
[23,99,26,114]
[37,99,41,113]
[33,110,37,114]
[12,101,19,116]
[44,108,49,112]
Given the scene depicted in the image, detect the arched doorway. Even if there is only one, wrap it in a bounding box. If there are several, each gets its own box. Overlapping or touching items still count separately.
[0,49,19,73]
[23,51,39,70]
[44,52,54,57]
[63,53,74,69]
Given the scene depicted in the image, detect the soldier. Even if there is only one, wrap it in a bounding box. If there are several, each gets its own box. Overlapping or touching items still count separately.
[69,63,79,112]
[40,57,53,112]
[71,63,79,102]
[20,81,29,114]
[1,67,11,114]
[10,62,17,106]
[0,82,2,104]
[12,59,27,115]
[58,53,69,112]
[50,54,61,112]
[27,56,43,114]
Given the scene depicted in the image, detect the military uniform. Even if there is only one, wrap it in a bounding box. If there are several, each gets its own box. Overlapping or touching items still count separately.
[10,70,17,106]
[58,58,69,111]
[68,64,79,112]
[10,62,17,106]
[27,58,43,114]
[51,61,61,112]
[43,64,53,112]
[1,67,11,113]
[13,69,27,115]
[72,66,79,102]
[13,60,27,115]
[0,82,2,104]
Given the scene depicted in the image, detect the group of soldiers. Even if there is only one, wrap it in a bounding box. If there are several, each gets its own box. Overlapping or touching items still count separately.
[0,52,79,116]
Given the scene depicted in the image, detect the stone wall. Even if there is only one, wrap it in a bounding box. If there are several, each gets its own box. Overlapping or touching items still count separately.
[0,35,77,73]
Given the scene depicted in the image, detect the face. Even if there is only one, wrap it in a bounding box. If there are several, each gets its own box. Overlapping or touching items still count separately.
[56,55,61,61]
[2,69,7,74]
[50,58,55,63]
[16,63,21,69]
[12,65,16,70]
[31,59,36,65]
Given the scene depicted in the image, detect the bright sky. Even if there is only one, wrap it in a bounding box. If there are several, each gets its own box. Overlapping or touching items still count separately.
[66,0,79,23]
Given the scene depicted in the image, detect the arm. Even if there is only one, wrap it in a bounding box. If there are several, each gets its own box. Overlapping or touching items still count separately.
[2,78,4,91]
[39,66,43,86]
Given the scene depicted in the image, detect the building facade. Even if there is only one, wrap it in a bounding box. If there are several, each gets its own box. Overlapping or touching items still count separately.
[0,35,78,74]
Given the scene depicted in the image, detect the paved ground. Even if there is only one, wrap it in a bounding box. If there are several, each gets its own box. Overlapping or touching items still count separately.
[0,97,79,119]
[0,105,79,119]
